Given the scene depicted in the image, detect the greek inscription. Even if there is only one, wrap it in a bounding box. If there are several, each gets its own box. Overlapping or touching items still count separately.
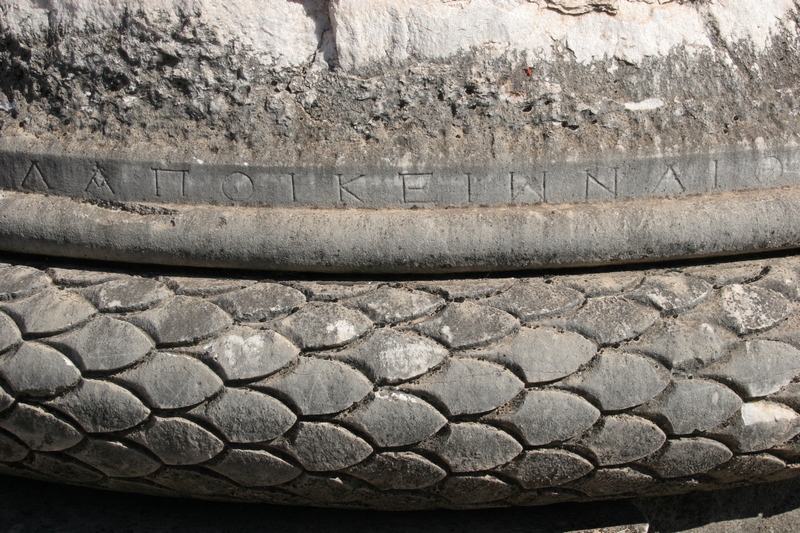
[653,165,685,196]
[153,169,188,197]
[20,161,49,192]
[756,156,783,184]
[585,168,617,200]
[337,175,365,203]
[221,172,254,201]
[511,172,545,203]
[85,164,115,195]
[401,173,432,203]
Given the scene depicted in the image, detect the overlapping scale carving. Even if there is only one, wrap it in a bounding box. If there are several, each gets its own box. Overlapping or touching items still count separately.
[0,313,21,353]
[81,278,171,313]
[200,326,298,381]
[189,388,296,443]
[207,448,301,486]
[350,286,444,324]
[344,451,446,490]
[273,422,372,472]
[411,302,519,349]
[126,296,232,346]
[482,280,584,323]
[127,417,224,465]
[278,303,372,350]
[211,283,306,322]
[46,379,150,433]
[1,290,96,336]
[418,423,522,472]
[0,343,80,397]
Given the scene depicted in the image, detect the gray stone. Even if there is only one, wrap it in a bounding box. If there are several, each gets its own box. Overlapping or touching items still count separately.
[47,379,150,433]
[278,302,372,350]
[273,421,373,471]
[720,284,792,334]
[126,296,233,346]
[707,453,786,483]
[99,478,183,499]
[702,340,800,398]
[212,283,306,322]
[350,286,444,325]
[337,391,446,447]
[159,276,256,296]
[200,326,298,381]
[632,320,735,370]
[326,329,447,384]
[573,415,667,466]
[67,439,161,478]
[556,272,644,298]
[189,388,296,443]
[345,452,446,490]
[684,262,764,287]
[418,423,522,472]
[637,437,732,478]
[771,382,800,411]
[290,281,376,302]
[464,326,596,385]
[557,352,669,411]
[46,267,126,287]
[431,475,517,505]
[81,278,171,313]
[127,416,224,465]
[566,467,656,497]
[24,453,103,483]
[148,468,244,497]
[628,275,712,314]
[0,290,96,336]
[401,358,523,416]
[485,389,600,446]
[413,279,514,300]
[0,403,82,451]
[708,401,800,453]
[282,474,372,504]
[497,450,593,489]
[0,266,50,301]
[482,281,584,323]
[207,449,301,487]
[0,342,81,397]
[760,312,800,350]
[0,312,21,353]
[0,430,28,462]
[255,357,371,416]
[44,316,154,372]
[116,352,223,409]
[754,264,800,301]
[411,301,518,349]
[553,296,660,346]
[634,379,743,435]
[0,386,13,412]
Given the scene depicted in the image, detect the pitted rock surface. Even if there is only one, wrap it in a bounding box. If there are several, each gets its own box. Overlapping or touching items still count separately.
[709,401,800,453]
[0,313,21,353]
[326,329,447,384]
[67,439,161,478]
[46,379,150,433]
[628,275,712,314]
[189,388,296,443]
[255,357,371,416]
[553,297,660,346]
[432,475,516,504]
[1,290,96,336]
[637,438,733,478]
[159,276,256,297]
[482,281,584,323]
[485,390,600,446]
[411,302,518,349]
[574,415,666,466]
[44,316,153,372]
[418,423,522,473]
[278,303,372,350]
[497,450,593,489]
[632,320,734,370]
[207,449,301,487]
[684,262,765,288]
[200,326,298,381]
[127,417,224,465]
[0,430,29,462]
[81,278,171,313]
[290,282,376,302]
[557,272,644,298]
[47,268,127,288]
[566,467,656,497]
[0,343,80,397]
[413,279,513,300]
[707,453,787,483]
[634,379,742,435]
[345,452,446,490]
[702,341,800,399]
[465,327,596,384]
[0,266,50,301]
[116,352,223,410]
[337,391,446,448]
[273,422,372,472]
[402,358,523,416]
[754,264,800,301]
[719,285,792,334]
[211,283,306,322]
[0,403,82,451]
[349,286,444,324]
[557,352,669,411]
[126,296,232,346]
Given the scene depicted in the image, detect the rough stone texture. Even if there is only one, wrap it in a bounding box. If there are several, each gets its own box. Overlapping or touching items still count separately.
[556,273,644,298]
[707,453,787,484]
[431,475,517,505]
[557,352,669,411]
[419,423,522,473]
[46,268,126,288]
[81,278,171,313]
[702,341,800,399]
[574,415,667,466]
[628,275,712,314]
[189,388,296,443]
[411,302,518,349]
[255,357,370,416]
[482,281,584,323]
[326,329,447,384]
[273,422,372,472]
[345,452,446,490]
[282,474,370,505]
[709,401,800,453]
[634,379,743,435]
[684,262,766,288]
[116,352,223,409]
[632,320,735,371]
[147,468,245,498]
[337,391,446,448]
[207,449,301,487]
[159,277,255,297]
[0,342,80,397]
[567,467,656,497]
[0,404,82,452]
[44,316,153,372]
[0,386,13,413]
[290,282,376,302]
[0,430,28,462]
[719,285,792,334]
[413,280,513,300]
[200,326,298,381]
[771,382,800,411]
[278,303,372,350]
[67,439,161,478]
[637,438,733,479]
[349,286,444,324]
[754,264,800,301]
[552,297,660,346]
[464,327,596,385]
[46,379,150,433]
[402,358,523,416]
[24,453,103,484]
[127,417,224,465]
[126,297,233,346]
[211,283,306,322]
[0,266,50,301]
[0,290,96,336]
[485,389,600,446]
[0,312,20,354]
[497,450,593,489]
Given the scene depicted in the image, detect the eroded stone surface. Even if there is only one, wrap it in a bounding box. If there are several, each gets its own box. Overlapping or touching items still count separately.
[707,453,786,483]
[345,452,446,490]
[47,268,127,288]
[273,422,372,471]
[684,262,764,288]
[159,276,256,297]
[0,403,82,451]
[67,439,161,478]
[553,297,660,346]
[0,387,13,413]
[0,313,21,353]
[637,438,732,478]
[81,278,171,312]
[556,272,643,298]
[413,279,514,300]
[566,467,656,497]
[290,281,376,302]
[0,429,28,462]
[720,285,791,334]
[256,357,371,416]
[1,290,96,336]
[702,340,800,398]
[632,320,735,371]
[573,415,666,466]
[208,449,301,487]
[200,326,298,381]
[402,358,523,416]
[127,417,224,465]
[771,382,800,411]
[628,275,712,314]
[483,281,583,323]
[212,283,306,322]
[0,343,80,397]
[497,450,593,489]
[24,453,103,483]
[126,296,232,346]
[0,266,50,301]
[189,388,296,443]
[278,303,372,350]
[418,423,522,472]
[411,302,518,349]
[148,468,244,497]
[709,401,800,453]
[755,264,800,301]
[350,286,444,324]
[431,475,517,504]
[47,379,150,433]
